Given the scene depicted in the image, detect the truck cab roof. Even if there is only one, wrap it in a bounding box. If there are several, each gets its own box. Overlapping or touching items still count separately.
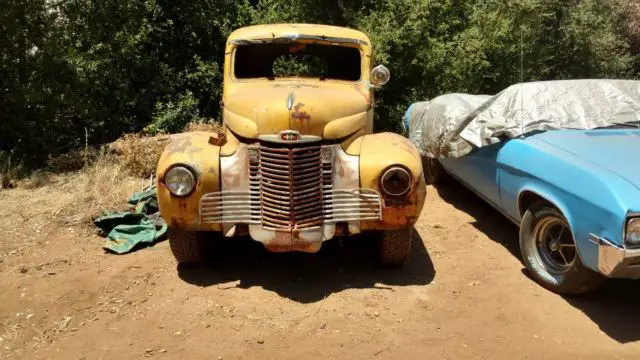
[227,24,371,48]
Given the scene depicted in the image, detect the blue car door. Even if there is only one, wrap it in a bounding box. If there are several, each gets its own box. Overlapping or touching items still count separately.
[441,142,505,208]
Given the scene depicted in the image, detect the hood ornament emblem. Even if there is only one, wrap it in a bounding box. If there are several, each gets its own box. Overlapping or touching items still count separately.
[280,130,300,142]
[287,92,295,110]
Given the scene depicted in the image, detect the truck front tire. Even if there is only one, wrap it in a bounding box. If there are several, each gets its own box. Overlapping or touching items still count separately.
[376,227,414,266]
[168,228,211,265]
[423,157,449,185]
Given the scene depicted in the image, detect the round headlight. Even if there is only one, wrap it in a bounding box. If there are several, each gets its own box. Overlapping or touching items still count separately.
[380,166,412,197]
[626,218,640,246]
[370,65,391,86]
[165,166,196,197]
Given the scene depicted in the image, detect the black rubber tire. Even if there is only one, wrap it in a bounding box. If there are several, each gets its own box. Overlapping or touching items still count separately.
[168,228,211,265]
[377,227,413,267]
[423,157,449,185]
[519,201,605,295]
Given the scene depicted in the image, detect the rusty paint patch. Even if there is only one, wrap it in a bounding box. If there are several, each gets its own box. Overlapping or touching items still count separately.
[263,231,293,252]
[209,133,227,146]
[170,216,187,229]
[166,137,193,155]
[263,230,323,253]
[258,145,324,230]
[291,103,311,123]
[393,137,421,159]
[360,188,421,230]
[165,137,206,158]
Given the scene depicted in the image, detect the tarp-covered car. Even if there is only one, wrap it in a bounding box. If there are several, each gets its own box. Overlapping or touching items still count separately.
[406,79,640,295]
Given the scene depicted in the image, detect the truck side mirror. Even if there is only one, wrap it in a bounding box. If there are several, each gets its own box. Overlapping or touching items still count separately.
[370,65,391,87]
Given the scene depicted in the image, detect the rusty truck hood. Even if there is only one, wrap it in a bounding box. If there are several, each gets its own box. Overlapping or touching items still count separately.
[223,80,371,139]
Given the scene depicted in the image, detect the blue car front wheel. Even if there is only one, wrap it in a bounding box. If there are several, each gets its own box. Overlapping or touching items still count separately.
[519,201,605,295]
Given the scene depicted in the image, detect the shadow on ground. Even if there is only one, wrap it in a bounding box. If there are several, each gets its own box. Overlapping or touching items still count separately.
[563,280,640,343]
[436,181,640,343]
[177,231,435,304]
[435,182,520,259]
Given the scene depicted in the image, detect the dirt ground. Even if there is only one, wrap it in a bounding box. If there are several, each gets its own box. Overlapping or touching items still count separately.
[1,181,640,360]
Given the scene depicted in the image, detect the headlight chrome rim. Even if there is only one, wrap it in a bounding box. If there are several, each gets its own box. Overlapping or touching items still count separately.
[165,165,196,197]
[380,166,412,197]
[625,217,640,247]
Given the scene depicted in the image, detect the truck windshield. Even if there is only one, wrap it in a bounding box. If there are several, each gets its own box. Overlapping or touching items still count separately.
[234,42,361,81]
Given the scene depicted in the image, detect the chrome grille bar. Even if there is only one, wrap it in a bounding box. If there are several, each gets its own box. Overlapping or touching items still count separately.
[259,144,324,230]
[199,144,383,228]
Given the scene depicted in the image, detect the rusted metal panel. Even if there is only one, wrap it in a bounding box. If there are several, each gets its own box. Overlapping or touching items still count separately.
[157,24,427,248]
[223,79,371,139]
[258,144,324,231]
[357,132,427,230]
[220,144,259,237]
[155,132,222,232]
[222,24,373,141]
[196,142,385,252]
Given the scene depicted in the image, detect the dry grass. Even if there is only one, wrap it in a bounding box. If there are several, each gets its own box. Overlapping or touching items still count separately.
[56,154,141,227]
[13,152,141,229]
[108,133,170,178]
[183,120,224,133]
[3,120,226,229]
[46,148,99,173]
[108,120,223,178]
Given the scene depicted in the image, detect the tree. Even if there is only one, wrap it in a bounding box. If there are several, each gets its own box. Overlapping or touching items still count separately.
[0,0,637,168]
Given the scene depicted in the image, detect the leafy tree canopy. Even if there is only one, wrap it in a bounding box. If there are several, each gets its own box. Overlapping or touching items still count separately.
[1,0,637,166]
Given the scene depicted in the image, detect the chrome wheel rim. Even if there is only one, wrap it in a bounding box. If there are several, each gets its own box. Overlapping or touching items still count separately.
[533,217,576,274]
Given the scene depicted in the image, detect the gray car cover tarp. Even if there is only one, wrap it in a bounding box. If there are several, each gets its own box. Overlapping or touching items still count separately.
[407,79,640,158]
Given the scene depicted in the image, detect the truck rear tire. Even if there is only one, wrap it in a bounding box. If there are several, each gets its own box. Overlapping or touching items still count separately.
[377,227,414,266]
[168,228,211,265]
[423,157,449,185]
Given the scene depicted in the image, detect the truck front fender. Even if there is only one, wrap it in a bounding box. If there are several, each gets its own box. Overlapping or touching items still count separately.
[156,131,222,231]
[357,132,426,230]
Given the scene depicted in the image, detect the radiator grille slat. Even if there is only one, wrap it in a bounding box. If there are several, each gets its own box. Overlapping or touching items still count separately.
[199,144,383,229]
[258,144,323,230]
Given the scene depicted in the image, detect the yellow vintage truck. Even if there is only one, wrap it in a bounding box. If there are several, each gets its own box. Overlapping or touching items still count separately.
[155,24,426,266]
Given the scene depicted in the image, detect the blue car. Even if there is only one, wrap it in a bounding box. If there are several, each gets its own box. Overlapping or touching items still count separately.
[413,81,640,295]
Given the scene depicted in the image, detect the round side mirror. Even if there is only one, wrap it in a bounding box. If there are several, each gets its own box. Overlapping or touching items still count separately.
[371,65,391,86]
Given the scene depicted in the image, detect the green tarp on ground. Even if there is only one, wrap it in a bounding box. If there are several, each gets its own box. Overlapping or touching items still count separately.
[93,185,167,254]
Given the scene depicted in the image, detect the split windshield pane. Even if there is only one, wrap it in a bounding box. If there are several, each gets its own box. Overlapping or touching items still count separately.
[234,42,361,81]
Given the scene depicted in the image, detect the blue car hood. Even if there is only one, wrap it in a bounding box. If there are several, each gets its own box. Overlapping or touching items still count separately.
[535,129,640,189]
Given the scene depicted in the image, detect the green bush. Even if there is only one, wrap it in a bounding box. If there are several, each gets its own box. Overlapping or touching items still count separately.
[1,0,638,168]
[146,92,200,135]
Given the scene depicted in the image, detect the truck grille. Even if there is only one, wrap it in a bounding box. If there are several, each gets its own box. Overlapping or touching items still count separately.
[259,145,325,230]
[199,143,382,229]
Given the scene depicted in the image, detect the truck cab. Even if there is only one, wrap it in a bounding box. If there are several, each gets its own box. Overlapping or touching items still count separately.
[156,24,426,266]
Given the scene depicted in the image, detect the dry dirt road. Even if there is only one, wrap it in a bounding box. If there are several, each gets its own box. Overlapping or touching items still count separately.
[1,181,640,360]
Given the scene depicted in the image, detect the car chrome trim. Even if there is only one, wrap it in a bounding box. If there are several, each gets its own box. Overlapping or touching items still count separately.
[258,131,322,144]
[199,143,382,250]
[287,92,295,110]
[589,233,621,248]
[590,233,640,278]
